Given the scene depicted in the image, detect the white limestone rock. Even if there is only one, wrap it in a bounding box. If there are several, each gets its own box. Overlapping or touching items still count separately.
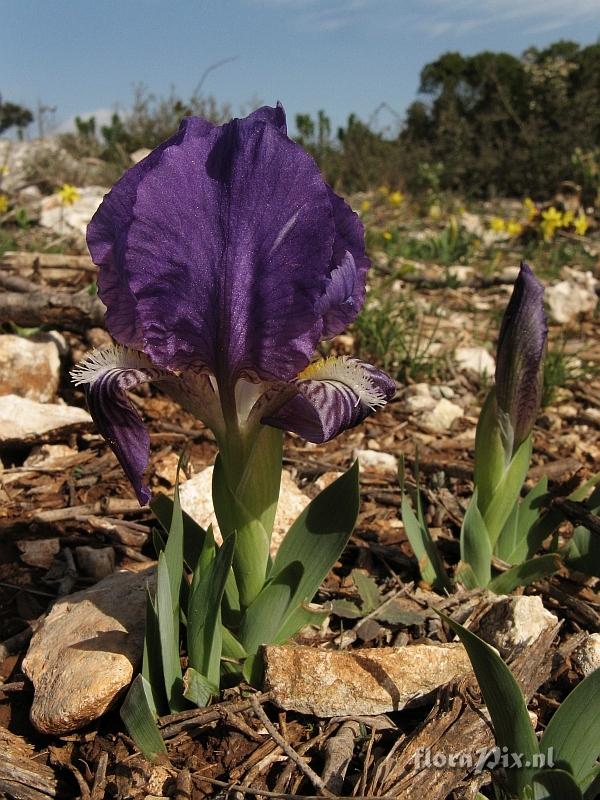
[353,449,398,475]
[455,346,495,377]
[420,398,464,433]
[571,633,600,677]
[22,567,154,734]
[263,643,472,716]
[546,269,598,324]
[474,596,558,657]
[179,466,310,555]
[40,185,108,237]
[0,335,60,402]
[0,395,91,444]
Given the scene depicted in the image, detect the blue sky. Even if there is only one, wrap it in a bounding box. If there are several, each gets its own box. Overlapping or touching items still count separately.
[2,0,599,137]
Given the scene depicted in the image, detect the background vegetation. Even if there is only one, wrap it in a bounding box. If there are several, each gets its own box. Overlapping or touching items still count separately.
[5,38,599,201]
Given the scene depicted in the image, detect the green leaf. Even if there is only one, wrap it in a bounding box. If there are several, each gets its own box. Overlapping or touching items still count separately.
[240,462,361,652]
[495,501,519,564]
[569,473,600,504]
[585,484,600,513]
[221,626,248,661]
[187,533,235,687]
[213,427,283,609]
[565,526,600,578]
[263,460,359,641]
[270,460,359,582]
[483,436,532,546]
[495,477,549,564]
[582,766,600,799]
[270,603,328,644]
[352,570,382,613]
[373,604,427,626]
[151,493,207,572]
[182,667,218,708]
[163,470,185,612]
[532,769,583,800]
[474,389,507,516]
[239,561,304,654]
[399,453,451,591]
[156,552,185,711]
[141,586,168,716]
[331,599,364,619]
[488,554,561,594]
[522,473,600,567]
[242,653,263,687]
[235,425,283,541]
[459,490,492,588]
[212,453,271,609]
[152,526,166,558]
[120,674,167,760]
[454,561,480,591]
[539,668,600,787]
[439,611,539,797]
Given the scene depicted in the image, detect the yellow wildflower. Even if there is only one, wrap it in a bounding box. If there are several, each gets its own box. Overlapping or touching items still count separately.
[506,220,523,237]
[490,216,506,233]
[377,185,389,196]
[383,231,392,241]
[523,197,537,221]
[0,165,9,176]
[540,206,563,242]
[389,190,404,206]
[574,211,589,236]
[57,183,80,206]
[428,203,441,220]
[361,200,371,213]
[0,194,8,214]
[561,209,574,227]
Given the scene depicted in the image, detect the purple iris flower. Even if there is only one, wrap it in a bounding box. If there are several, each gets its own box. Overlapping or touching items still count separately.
[495,261,547,455]
[72,104,395,504]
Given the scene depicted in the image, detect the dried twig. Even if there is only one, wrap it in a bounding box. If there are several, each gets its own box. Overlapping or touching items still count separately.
[159,691,273,739]
[250,694,335,798]
[194,774,398,799]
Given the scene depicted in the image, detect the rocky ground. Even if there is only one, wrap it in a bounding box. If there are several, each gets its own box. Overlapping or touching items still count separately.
[0,138,599,799]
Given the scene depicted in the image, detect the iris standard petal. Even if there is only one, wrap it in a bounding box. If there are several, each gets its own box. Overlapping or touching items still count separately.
[316,188,370,337]
[88,105,335,383]
[262,356,396,442]
[87,123,214,349]
[71,346,172,504]
[495,261,547,451]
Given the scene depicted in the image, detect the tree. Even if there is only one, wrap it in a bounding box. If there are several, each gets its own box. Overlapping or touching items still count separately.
[0,98,34,138]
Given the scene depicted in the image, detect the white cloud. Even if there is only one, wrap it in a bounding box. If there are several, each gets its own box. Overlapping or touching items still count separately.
[420,0,600,37]
[247,0,391,33]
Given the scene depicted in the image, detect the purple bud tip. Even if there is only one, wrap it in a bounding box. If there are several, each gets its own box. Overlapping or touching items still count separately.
[495,261,548,453]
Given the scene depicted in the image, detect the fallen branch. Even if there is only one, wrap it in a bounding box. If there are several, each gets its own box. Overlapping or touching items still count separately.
[159,691,273,739]
[1,251,96,271]
[250,693,335,798]
[0,286,105,331]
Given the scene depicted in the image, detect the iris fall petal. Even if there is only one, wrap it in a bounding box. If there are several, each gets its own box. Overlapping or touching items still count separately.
[263,356,396,442]
[71,347,172,504]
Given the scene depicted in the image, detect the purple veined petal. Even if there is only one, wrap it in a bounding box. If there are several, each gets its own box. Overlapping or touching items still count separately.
[495,261,547,452]
[315,188,370,337]
[247,101,287,135]
[87,121,214,349]
[262,356,396,443]
[88,104,336,385]
[71,346,173,505]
